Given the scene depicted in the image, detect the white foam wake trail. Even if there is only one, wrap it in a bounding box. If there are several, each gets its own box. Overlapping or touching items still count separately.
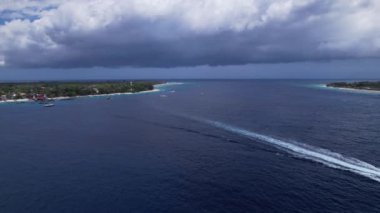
[200,119,380,182]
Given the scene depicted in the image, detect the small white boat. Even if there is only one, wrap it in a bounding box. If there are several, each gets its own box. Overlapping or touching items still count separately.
[43,103,55,107]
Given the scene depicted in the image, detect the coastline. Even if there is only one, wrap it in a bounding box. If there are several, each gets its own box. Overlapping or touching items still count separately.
[154,82,184,87]
[0,86,163,105]
[0,98,33,104]
[0,82,183,105]
[322,84,380,94]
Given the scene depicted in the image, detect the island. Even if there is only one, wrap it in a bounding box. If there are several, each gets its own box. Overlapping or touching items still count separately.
[0,81,161,102]
[326,81,380,91]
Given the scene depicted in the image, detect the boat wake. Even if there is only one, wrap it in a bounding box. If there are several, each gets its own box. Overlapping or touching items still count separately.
[194,117,380,182]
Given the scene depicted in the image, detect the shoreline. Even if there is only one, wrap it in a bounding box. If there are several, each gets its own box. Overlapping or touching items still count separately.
[323,84,380,94]
[0,88,161,105]
[154,82,184,87]
[0,82,182,105]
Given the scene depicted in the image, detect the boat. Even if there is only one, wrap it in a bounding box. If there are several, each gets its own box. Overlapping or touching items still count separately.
[43,103,55,107]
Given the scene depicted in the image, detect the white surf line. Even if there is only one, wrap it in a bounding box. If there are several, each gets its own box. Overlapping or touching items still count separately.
[320,84,380,94]
[196,118,380,182]
[0,89,161,104]
[154,82,184,89]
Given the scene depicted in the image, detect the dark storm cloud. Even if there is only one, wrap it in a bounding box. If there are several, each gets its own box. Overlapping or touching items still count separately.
[0,0,380,68]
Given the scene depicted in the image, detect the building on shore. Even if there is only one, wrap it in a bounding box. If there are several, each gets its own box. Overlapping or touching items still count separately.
[34,94,47,101]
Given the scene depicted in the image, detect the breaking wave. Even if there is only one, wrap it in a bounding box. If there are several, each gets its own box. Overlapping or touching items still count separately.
[197,118,380,182]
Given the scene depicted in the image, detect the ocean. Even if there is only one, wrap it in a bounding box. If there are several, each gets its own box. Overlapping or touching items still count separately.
[0,80,379,212]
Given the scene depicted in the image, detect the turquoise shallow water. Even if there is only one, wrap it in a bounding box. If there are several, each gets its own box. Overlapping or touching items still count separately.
[0,80,379,212]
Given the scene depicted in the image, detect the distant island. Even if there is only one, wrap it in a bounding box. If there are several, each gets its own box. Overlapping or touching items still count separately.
[326,81,380,91]
[0,81,161,102]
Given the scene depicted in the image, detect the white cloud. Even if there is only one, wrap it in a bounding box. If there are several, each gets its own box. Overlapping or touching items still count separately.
[0,0,63,13]
[0,0,379,68]
[0,0,63,21]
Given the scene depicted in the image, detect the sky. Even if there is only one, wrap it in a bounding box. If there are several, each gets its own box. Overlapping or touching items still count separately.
[0,0,379,80]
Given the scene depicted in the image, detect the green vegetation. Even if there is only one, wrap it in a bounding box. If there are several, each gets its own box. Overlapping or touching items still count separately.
[0,81,160,100]
[326,81,380,91]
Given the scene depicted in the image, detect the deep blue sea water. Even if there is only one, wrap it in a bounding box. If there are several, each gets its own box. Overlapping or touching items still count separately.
[0,80,379,213]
